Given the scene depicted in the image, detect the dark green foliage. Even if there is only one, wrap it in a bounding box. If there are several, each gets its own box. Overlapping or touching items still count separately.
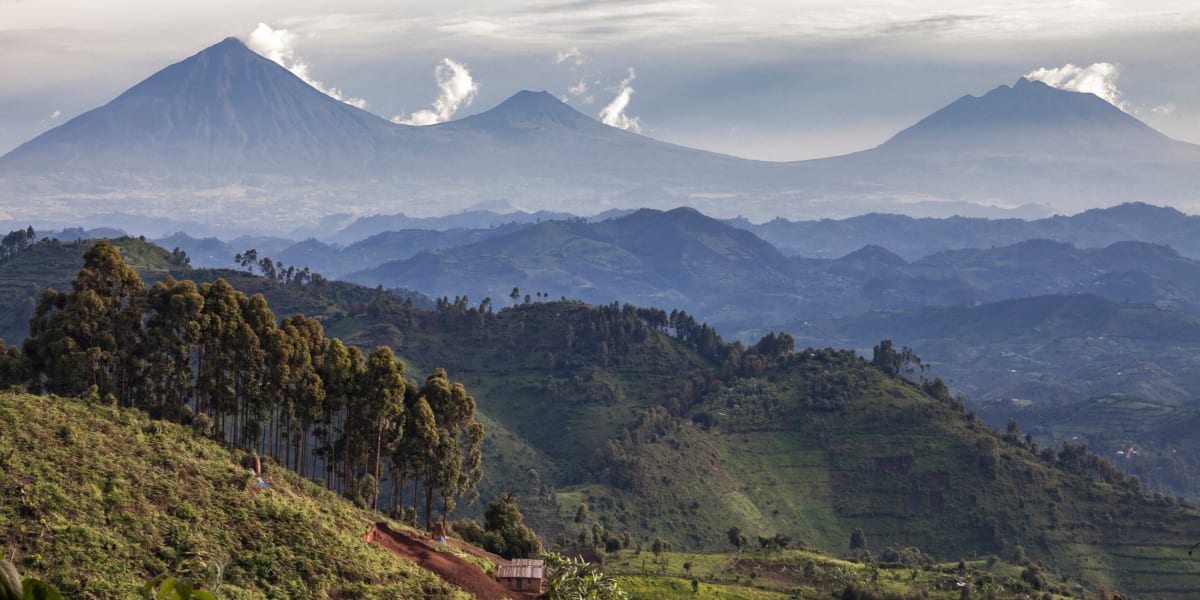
[0,227,36,263]
[544,552,627,600]
[727,527,747,551]
[25,240,146,400]
[455,493,543,559]
[18,241,484,534]
[0,339,30,387]
[850,528,868,551]
[1020,563,1047,591]
[877,547,932,566]
[757,533,791,550]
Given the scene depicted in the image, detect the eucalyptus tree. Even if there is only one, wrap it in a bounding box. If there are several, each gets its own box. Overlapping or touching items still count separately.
[144,276,204,419]
[392,393,438,519]
[417,368,484,528]
[317,338,361,491]
[25,240,146,402]
[195,279,252,440]
[280,314,327,475]
[357,346,406,510]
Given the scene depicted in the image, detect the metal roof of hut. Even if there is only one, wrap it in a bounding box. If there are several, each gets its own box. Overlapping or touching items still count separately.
[497,558,545,580]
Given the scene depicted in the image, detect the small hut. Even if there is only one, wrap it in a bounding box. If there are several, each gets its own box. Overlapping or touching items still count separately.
[497,558,544,594]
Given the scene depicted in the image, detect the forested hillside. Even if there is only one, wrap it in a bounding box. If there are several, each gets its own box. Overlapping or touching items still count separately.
[5,237,1200,598]
[332,294,1200,598]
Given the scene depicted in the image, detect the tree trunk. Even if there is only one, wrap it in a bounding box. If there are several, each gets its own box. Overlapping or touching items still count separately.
[372,422,383,511]
[425,485,435,530]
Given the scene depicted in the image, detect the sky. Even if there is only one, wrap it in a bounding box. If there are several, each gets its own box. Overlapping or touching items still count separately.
[1,0,1198,161]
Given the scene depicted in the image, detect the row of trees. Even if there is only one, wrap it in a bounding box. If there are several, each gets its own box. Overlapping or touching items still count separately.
[0,227,36,262]
[234,248,326,287]
[16,240,482,524]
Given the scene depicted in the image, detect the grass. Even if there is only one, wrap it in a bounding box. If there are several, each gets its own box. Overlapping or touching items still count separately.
[604,547,1079,599]
[0,392,471,600]
[541,352,1200,599]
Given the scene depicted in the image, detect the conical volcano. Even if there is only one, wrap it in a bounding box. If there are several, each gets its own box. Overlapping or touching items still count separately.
[875,78,1194,159]
[0,37,395,179]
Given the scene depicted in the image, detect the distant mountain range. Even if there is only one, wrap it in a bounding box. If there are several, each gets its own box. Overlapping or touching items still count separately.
[1,37,1198,231]
[340,206,1200,333]
[734,202,1200,259]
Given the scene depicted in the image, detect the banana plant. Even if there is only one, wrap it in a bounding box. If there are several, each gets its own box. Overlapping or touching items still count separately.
[143,575,216,600]
[0,560,64,600]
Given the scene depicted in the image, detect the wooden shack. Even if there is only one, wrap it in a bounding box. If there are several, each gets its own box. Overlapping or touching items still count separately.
[497,558,544,593]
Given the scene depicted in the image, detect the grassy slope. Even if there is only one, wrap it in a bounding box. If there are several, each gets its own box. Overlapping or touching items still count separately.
[609,548,1076,600]
[556,353,1200,598]
[0,392,470,600]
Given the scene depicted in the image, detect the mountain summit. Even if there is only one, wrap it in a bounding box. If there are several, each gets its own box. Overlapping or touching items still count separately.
[448,90,601,133]
[0,37,396,180]
[1,37,1199,228]
[875,78,1192,159]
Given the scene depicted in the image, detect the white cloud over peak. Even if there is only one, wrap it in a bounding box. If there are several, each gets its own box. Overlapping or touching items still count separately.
[1151,103,1177,115]
[392,58,478,126]
[246,22,367,109]
[554,47,584,66]
[1024,62,1126,110]
[599,68,640,132]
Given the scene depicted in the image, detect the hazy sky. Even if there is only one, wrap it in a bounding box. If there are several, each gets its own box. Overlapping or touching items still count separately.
[2,0,1198,160]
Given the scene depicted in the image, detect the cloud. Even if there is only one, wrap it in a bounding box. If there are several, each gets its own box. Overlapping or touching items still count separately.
[1151,103,1177,116]
[879,14,987,36]
[554,47,584,66]
[392,58,479,126]
[1024,62,1126,110]
[38,109,63,125]
[599,68,640,132]
[246,22,367,109]
[563,77,595,104]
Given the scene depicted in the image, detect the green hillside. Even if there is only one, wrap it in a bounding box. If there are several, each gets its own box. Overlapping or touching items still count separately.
[0,392,469,599]
[328,301,1200,598]
[327,300,720,483]
[6,237,1200,598]
[0,237,183,344]
[0,236,433,345]
[788,294,1200,501]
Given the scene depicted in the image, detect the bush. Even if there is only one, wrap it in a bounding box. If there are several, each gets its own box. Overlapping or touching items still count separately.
[878,546,933,567]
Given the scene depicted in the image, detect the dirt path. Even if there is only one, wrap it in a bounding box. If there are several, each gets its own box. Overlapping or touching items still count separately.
[365,522,537,600]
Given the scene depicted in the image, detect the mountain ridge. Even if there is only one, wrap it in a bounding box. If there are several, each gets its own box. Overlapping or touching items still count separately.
[874,78,1193,159]
[2,38,1199,227]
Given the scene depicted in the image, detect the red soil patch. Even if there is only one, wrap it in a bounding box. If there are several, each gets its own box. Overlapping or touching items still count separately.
[365,522,538,600]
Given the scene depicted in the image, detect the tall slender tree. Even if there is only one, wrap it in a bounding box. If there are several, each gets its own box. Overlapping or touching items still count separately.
[418,368,485,528]
[359,346,405,511]
[25,240,146,401]
[144,276,204,419]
